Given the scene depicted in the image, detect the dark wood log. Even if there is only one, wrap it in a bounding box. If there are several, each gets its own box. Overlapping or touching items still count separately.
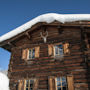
[1,21,90,90]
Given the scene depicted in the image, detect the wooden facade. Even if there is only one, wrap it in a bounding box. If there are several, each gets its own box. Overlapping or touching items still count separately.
[0,21,90,90]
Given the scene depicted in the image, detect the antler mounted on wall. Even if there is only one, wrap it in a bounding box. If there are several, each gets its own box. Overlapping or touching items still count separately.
[40,31,48,43]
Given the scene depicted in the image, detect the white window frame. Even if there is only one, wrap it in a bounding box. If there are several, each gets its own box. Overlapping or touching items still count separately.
[25,79,35,90]
[54,43,64,57]
[28,48,35,60]
[55,77,67,90]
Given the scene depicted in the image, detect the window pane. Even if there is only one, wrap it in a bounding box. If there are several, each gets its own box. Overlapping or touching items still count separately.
[29,50,32,59]
[63,87,67,90]
[62,82,67,87]
[57,77,61,81]
[30,80,34,84]
[16,84,18,90]
[55,44,64,56]
[26,80,29,87]
[26,88,28,90]
[30,88,33,90]
[58,44,63,49]
[57,87,61,90]
[57,82,61,86]
[32,49,35,59]
[30,80,34,88]
[56,77,67,90]
[30,83,33,88]
[58,44,63,55]
[55,46,59,55]
[62,77,66,82]
[59,48,63,55]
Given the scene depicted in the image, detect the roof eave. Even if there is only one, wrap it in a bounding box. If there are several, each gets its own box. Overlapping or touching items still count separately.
[0,21,90,52]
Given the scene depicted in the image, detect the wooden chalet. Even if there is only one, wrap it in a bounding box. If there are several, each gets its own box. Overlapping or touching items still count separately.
[0,14,90,90]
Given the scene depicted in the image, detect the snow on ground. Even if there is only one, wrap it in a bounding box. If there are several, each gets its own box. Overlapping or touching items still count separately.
[0,72,9,90]
[0,13,90,43]
[0,70,8,75]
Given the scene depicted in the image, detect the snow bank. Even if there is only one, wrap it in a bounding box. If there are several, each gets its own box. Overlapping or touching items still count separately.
[0,13,90,43]
[0,72,9,90]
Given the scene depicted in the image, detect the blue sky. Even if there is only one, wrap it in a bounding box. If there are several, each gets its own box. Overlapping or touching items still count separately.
[0,0,90,70]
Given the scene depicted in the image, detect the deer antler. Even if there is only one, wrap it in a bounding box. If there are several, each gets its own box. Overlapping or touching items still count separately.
[40,31,48,43]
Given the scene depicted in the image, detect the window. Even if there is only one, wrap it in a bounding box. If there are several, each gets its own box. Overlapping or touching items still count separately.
[54,44,64,57]
[25,79,34,90]
[48,43,70,57]
[48,76,74,90]
[22,46,40,60]
[16,84,18,90]
[18,79,39,90]
[56,77,67,90]
[28,48,35,59]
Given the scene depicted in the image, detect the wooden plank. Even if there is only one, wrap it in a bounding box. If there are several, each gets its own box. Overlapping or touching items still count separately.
[35,46,40,58]
[67,75,74,90]
[48,76,56,90]
[48,44,53,56]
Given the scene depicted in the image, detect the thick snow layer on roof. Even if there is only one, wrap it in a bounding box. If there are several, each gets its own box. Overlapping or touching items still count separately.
[0,72,9,90]
[0,13,90,43]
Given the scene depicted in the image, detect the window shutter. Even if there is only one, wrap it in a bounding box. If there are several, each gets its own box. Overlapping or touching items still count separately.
[67,75,74,90]
[22,49,28,60]
[22,49,26,59]
[33,78,39,90]
[64,43,70,54]
[35,46,40,58]
[18,80,23,90]
[26,49,29,60]
[48,76,56,90]
[23,80,26,90]
[48,45,54,56]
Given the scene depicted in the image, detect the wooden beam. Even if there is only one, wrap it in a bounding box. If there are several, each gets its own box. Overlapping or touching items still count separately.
[25,32,30,39]
[8,42,15,47]
[80,26,85,30]
[57,26,63,34]
[57,25,61,29]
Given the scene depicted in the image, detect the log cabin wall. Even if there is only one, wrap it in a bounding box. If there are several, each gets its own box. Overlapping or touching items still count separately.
[8,24,90,90]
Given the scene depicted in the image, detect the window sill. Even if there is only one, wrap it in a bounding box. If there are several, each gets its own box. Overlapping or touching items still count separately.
[26,60,33,64]
[24,58,35,64]
[50,54,70,61]
[54,56,64,61]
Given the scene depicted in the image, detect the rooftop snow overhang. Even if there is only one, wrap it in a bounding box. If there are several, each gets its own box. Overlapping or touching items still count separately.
[1,13,90,51]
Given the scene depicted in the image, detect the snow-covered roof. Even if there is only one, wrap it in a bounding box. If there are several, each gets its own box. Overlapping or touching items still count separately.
[0,13,90,43]
[0,72,9,90]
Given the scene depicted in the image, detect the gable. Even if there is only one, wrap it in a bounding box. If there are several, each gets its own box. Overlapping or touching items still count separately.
[1,13,90,51]
[1,13,90,43]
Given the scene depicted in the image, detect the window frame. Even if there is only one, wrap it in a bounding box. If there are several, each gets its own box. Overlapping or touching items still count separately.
[55,77,67,90]
[25,79,35,90]
[28,48,35,60]
[53,43,64,57]
[22,46,40,61]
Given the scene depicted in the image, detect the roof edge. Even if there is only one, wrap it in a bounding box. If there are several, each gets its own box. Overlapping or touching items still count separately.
[0,13,90,43]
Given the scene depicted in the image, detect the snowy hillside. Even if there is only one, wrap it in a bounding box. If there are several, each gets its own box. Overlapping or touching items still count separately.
[0,72,9,90]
